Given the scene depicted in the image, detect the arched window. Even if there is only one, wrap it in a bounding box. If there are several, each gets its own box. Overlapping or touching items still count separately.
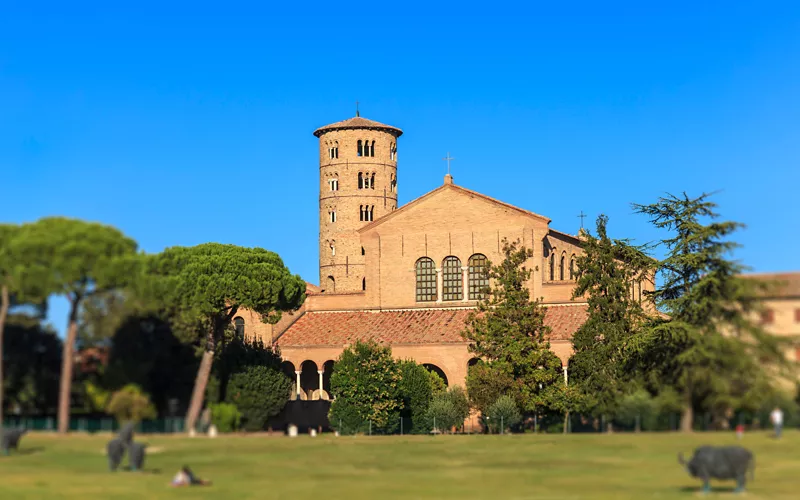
[559,252,565,281]
[357,140,363,157]
[468,254,489,300]
[358,172,364,189]
[361,247,365,256]
[370,173,375,189]
[329,242,335,256]
[233,317,245,338]
[390,142,397,160]
[569,254,576,280]
[328,178,338,191]
[367,205,374,222]
[326,276,335,293]
[442,256,463,301]
[370,140,375,157]
[549,251,555,281]
[390,173,397,193]
[415,257,437,302]
[329,210,336,223]
[362,277,366,291]
[334,141,339,158]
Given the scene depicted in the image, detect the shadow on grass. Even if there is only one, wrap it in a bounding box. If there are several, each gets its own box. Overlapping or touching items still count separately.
[13,446,45,455]
[119,466,161,474]
[679,485,740,493]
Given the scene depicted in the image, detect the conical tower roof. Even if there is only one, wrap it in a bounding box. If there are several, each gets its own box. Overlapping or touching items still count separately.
[313,116,403,137]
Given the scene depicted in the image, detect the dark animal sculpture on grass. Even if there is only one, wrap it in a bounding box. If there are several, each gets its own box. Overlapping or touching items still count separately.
[1,428,28,455]
[128,442,146,471]
[107,438,126,471]
[679,446,755,494]
[117,422,135,445]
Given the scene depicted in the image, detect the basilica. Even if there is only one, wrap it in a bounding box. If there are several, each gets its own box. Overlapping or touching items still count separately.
[233,114,653,401]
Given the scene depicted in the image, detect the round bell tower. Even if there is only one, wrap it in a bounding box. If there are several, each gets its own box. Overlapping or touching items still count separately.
[313,114,403,293]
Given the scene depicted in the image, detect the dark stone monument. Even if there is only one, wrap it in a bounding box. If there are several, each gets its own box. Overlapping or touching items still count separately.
[1,428,27,455]
[128,442,146,471]
[106,438,125,471]
[679,445,755,493]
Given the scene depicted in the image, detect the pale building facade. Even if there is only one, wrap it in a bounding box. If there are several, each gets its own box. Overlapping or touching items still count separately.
[235,115,653,401]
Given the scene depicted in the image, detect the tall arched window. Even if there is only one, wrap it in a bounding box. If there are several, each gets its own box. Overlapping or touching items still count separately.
[357,140,363,157]
[362,277,366,291]
[390,173,397,193]
[370,173,375,189]
[570,254,576,280]
[358,172,364,189]
[442,256,463,301]
[549,251,555,281]
[415,257,437,302]
[468,254,489,300]
[559,252,565,281]
[233,317,245,338]
[334,141,339,158]
[370,140,375,157]
[326,275,335,292]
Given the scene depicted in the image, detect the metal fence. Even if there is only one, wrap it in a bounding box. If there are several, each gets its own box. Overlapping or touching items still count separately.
[2,416,185,434]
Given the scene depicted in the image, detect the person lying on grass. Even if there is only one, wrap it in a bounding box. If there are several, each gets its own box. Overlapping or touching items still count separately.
[171,465,211,487]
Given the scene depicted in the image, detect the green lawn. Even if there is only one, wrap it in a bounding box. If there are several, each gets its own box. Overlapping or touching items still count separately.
[0,431,797,499]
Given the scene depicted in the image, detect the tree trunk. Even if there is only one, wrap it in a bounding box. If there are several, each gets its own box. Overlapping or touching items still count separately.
[0,285,9,428]
[563,411,569,434]
[185,326,217,433]
[680,396,694,433]
[57,302,80,434]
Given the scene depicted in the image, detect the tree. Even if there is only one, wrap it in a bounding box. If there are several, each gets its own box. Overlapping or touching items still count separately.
[12,217,138,433]
[426,387,470,433]
[466,361,517,414]
[227,365,292,431]
[461,239,562,413]
[487,395,522,433]
[398,360,434,434]
[143,243,305,432]
[631,193,784,432]
[568,215,653,415]
[105,384,157,423]
[328,341,402,434]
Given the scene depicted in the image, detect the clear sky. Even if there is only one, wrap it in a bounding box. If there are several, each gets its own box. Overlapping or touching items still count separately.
[2,2,799,335]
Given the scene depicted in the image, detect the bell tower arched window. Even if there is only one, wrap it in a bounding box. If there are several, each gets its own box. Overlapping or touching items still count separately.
[357,140,363,157]
[326,276,335,293]
[415,257,437,302]
[233,317,245,338]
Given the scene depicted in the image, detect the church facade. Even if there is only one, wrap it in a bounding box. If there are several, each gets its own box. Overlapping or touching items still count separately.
[235,115,652,401]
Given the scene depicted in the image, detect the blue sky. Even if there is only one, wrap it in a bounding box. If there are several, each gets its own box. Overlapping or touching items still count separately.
[2,3,799,335]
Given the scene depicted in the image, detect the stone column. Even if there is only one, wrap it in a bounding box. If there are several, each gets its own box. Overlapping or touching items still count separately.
[436,268,443,303]
[295,370,301,400]
[461,266,469,302]
[318,370,324,395]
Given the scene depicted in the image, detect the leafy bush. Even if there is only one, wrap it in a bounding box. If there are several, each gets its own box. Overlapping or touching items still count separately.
[616,389,657,431]
[105,384,157,423]
[208,334,283,404]
[329,341,402,435]
[209,402,241,433]
[399,360,434,434]
[426,369,447,395]
[466,361,516,413]
[426,386,471,433]
[227,365,292,431]
[487,395,521,433]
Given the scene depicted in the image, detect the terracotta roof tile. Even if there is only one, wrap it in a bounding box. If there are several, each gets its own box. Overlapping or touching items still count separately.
[313,116,403,137]
[276,305,588,347]
[742,272,800,298]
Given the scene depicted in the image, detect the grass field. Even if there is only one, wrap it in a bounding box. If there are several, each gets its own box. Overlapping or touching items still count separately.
[0,431,797,499]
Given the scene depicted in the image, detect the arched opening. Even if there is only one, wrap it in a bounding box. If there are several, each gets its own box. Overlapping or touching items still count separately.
[361,247,365,256]
[442,256,463,301]
[281,361,297,400]
[422,364,448,387]
[549,251,555,281]
[357,140,363,157]
[362,277,366,291]
[334,141,339,158]
[322,360,335,399]
[570,254,576,280]
[300,360,319,401]
[390,173,397,193]
[370,173,375,189]
[358,172,364,189]
[467,358,480,369]
[370,140,375,157]
[326,275,335,293]
[233,316,245,338]
[559,253,565,281]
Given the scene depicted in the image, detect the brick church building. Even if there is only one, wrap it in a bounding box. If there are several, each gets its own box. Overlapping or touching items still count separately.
[233,114,653,401]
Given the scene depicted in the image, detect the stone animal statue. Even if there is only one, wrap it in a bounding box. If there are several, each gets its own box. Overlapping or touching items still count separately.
[128,442,146,471]
[107,438,126,471]
[117,422,135,446]
[678,446,755,494]
[1,428,28,455]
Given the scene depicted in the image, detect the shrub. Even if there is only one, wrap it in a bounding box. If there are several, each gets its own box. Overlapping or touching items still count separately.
[329,341,402,435]
[616,389,657,431]
[209,402,241,433]
[487,395,521,433]
[426,386,471,433]
[227,365,292,431]
[466,361,516,413]
[426,369,447,395]
[399,360,434,434]
[105,384,157,423]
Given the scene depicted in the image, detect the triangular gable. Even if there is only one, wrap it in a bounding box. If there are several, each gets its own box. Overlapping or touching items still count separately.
[358,182,551,234]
